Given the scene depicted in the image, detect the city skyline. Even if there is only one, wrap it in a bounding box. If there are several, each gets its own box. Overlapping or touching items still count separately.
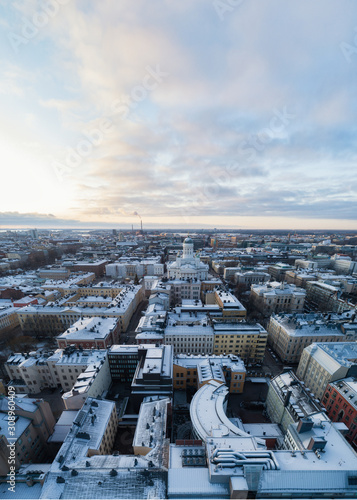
[1,0,357,230]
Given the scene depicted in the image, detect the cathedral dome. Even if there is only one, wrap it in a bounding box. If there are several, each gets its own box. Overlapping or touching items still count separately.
[184,237,193,244]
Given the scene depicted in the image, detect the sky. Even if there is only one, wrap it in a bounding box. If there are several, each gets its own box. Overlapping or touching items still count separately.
[0,0,357,230]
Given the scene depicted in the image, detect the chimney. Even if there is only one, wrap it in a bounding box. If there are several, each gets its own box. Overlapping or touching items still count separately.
[307,436,327,451]
[26,476,34,487]
[284,389,292,407]
[297,418,314,434]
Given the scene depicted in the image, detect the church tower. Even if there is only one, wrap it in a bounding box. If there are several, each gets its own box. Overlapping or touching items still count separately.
[182,237,194,260]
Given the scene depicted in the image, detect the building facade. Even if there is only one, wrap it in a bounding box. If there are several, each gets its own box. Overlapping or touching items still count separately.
[297,342,357,400]
[250,281,306,316]
[322,377,357,449]
[267,313,357,364]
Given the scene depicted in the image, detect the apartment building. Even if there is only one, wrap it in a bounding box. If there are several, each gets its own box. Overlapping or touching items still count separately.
[210,288,247,321]
[17,284,143,335]
[62,355,111,410]
[56,317,120,349]
[39,268,70,280]
[131,344,173,411]
[267,313,357,364]
[331,254,357,275]
[266,371,322,432]
[267,262,295,281]
[173,353,246,393]
[0,397,55,474]
[285,270,317,288]
[305,280,355,312]
[164,324,214,355]
[234,270,270,289]
[250,281,306,316]
[0,304,20,335]
[322,377,357,449]
[63,259,108,277]
[5,348,109,399]
[297,342,357,400]
[106,259,164,278]
[213,322,267,363]
[167,278,201,305]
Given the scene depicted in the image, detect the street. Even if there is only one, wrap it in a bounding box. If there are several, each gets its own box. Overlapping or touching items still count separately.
[120,299,148,344]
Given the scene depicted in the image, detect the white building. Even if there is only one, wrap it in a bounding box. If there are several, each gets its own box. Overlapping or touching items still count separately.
[267,312,357,364]
[165,324,214,355]
[250,281,306,316]
[5,348,109,401]
[167,238,208,280]
[297,342,357,400]
[106,259,164,279]
[234,270,270,287]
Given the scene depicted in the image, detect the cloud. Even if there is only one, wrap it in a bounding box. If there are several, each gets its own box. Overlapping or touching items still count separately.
[1,0,357,228]
[0,212,80,227]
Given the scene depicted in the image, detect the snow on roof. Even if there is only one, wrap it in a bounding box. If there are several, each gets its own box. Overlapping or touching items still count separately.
[135,331,165,339]
[271,313,348,338]
[0,481,43,499]
[167,310,208,325]
[55,349,107,367]
[19,286,141,316]
[252,281,306,297]
[132,398,170,462]
[49,398,115,474]
[168,468,229,498]
[41,455,167,499]
[242,423,284,439]
[258,470,357,495]
[109,345,139,355]
[57,317,118,341]
[165,325,214,336]
[190,381,262,443]
[215,289,244,308]
[270,371,322,416]
[330,377,357,409]
[0,397,42,414]
[213,323,266,334]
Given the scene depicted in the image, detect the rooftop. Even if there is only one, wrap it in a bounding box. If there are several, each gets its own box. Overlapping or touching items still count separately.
[190,380,265,445]
[57,317,118,341]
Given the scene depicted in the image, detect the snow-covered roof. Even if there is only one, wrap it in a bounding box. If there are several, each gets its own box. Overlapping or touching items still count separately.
[168,468,229,498]
[165,325,214,336]
[41,455,167,499]
[57,317,118,341]
[132,398,170,462]
[190,380,263,443]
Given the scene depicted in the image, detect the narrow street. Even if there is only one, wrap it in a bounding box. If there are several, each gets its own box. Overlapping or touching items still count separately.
[121,299,148,343]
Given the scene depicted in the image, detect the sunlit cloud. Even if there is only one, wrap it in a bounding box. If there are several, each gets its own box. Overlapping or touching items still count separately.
[0,0,356,229]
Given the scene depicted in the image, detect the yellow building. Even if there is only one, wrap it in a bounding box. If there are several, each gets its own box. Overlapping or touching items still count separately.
[17,285,144,335]
[173,353,246,393]
[213,323,267,363]
[208,289,247,322]
[0,305,20,336]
